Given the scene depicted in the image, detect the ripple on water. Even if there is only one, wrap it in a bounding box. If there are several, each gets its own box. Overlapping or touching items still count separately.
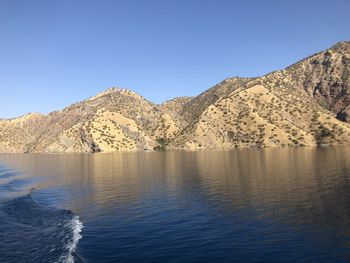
[0,166,84,263]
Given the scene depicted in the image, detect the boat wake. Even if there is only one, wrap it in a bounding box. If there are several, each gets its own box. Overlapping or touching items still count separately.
[64,215,84,263]
[0,167,84,263]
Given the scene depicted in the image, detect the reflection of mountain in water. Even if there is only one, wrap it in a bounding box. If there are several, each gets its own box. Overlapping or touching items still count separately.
[1,148,350,262]
[1,148,350,228]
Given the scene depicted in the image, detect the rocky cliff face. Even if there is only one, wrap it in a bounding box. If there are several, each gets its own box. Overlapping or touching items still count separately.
[1,41,350,153]
[284,41,350,121]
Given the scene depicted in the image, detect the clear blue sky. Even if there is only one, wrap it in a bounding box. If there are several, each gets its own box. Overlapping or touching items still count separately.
[0,0,349,118]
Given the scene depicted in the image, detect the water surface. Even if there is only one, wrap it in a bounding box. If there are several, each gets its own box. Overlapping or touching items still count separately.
[1,147,350,262]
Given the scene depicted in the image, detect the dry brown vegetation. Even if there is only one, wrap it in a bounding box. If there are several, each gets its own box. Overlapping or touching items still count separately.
[1,41,350,153]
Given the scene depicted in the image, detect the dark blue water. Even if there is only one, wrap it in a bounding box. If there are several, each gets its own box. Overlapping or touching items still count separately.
[1,147,350,262]
[0,167,83,263]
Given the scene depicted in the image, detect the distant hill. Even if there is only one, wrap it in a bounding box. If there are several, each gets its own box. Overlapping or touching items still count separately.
[1,41,350,153]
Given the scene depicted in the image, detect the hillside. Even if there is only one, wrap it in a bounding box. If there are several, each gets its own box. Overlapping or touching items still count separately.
[0,88,180,153]
[169,41,350,150]
[285,41,350,121]
[1,41,350,153]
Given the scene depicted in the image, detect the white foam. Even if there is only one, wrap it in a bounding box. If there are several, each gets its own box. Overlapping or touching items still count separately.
[64,216,84,263]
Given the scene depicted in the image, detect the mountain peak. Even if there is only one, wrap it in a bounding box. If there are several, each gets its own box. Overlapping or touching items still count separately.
[88,87,143,101]
[330,41,350,51]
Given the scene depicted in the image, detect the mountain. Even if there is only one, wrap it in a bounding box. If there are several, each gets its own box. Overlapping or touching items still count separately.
[0,88,179,153]
[1,41,350,153]
[285,41,350,121]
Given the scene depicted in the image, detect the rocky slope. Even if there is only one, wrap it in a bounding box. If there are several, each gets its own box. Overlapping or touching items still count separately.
[0,88,181,153]
[1,41,350,153]
[285,41,350,120]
